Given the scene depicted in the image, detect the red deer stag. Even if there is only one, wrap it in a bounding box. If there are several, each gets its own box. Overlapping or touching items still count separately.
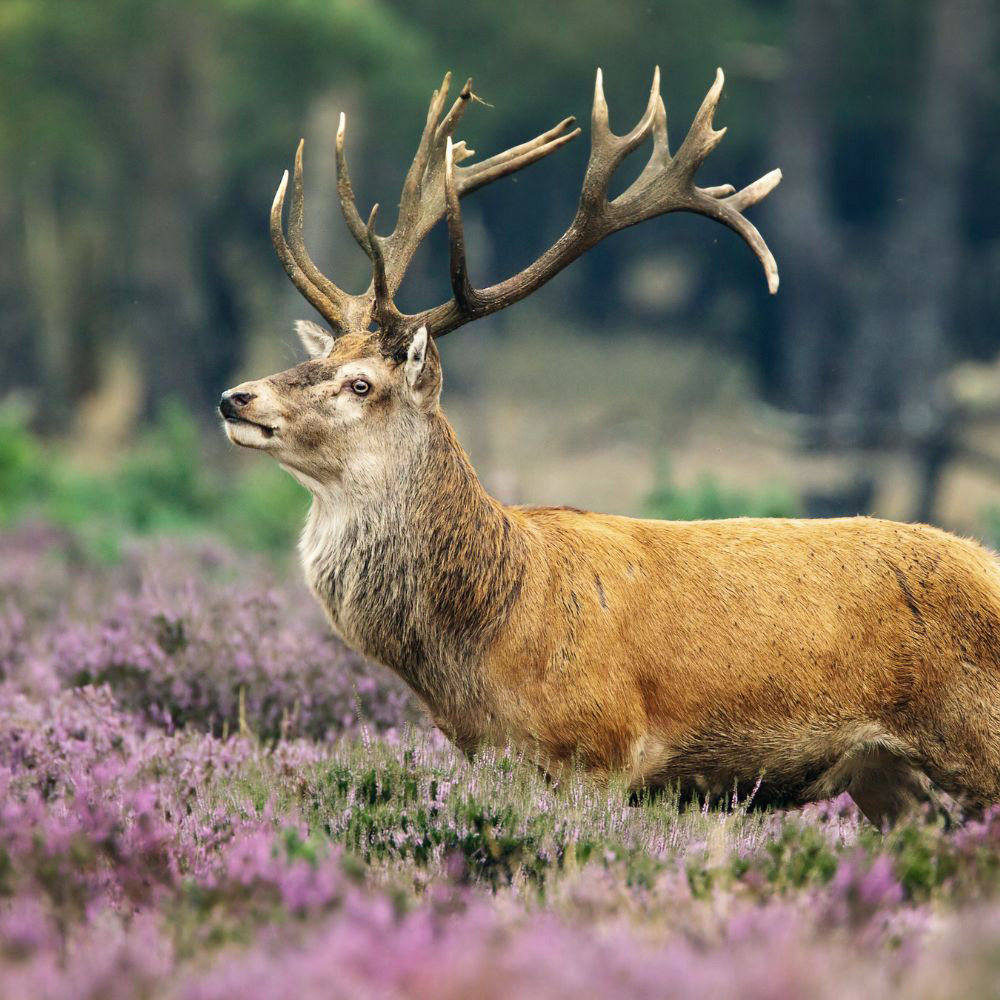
[221,68,1000,825]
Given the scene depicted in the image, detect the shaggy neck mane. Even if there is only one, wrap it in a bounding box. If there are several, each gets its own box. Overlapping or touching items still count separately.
[301,413,528,722]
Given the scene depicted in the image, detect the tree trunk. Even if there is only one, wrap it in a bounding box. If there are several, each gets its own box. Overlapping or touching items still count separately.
[769,0,847,419]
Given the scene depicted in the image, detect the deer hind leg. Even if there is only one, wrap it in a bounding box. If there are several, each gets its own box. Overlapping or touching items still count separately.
[917,751,1000,823]
[905,678,1000,821]
[844,746,950,829]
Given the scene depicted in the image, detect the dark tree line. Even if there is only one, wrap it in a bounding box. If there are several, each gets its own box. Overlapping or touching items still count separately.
[771,0,998,519]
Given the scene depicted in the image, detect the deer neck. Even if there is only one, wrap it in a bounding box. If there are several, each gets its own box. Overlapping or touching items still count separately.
[299,413,528,726]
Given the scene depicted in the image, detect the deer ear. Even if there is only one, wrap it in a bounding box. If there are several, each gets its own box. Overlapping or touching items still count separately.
[296,320,335,359]
[404,327,428,388]
[403,326,440,408]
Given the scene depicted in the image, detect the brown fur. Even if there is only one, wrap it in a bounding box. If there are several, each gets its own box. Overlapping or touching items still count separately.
[223,328,1000,825]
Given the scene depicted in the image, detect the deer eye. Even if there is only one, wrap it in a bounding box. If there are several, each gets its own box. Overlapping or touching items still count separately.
[350,379,370,396]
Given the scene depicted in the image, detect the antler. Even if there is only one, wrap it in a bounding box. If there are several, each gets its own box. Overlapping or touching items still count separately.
[269,67,780,340]
[270,72,580,336]
[413,66,781,338]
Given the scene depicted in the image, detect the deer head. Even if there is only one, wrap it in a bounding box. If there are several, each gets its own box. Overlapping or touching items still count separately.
[220,324,442,489]
[220,68,781,490]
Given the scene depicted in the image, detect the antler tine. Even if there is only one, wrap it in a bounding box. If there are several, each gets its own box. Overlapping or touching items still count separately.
[289,140,359,315]
[434,77,475,146]
[651,88,669,160]
[581,67,661,212]
[701,184,737,197]
[723,168,782,213]
[592,67,611,137]
[365,204,403,331]
[464,117,575,174]
[627,85,671,199]
[444,138,476,314]
[671,67,727,177]
[710,169,784,293]
[397,72,453,222]
[270,170,350,331]
[335,113,372,258]
[459,119,581,194]
[621,65,662,156]
[392,75,475,248]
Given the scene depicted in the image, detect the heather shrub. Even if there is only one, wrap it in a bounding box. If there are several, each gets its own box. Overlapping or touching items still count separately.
[3,520,1000,996]
[1,526,415,739]
[50,579,413,739]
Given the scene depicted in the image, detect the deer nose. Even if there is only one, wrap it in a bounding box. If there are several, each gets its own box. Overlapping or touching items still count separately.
[219,390,255,419]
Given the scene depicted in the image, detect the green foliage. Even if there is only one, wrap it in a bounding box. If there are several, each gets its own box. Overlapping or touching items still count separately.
[759,820,840,889]
[644,462,799,521]
[0,0,421,159]
[114,403,217,530]
[881,823,957,901]
[0,404,306,556]
[0,404,51,523]
[218,463,309,554]
[305,754,566,891]
[718,806,1000,907]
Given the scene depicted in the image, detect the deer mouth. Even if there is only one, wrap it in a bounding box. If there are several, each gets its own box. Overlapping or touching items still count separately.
[227,415,275,437]
[223,415,278,445]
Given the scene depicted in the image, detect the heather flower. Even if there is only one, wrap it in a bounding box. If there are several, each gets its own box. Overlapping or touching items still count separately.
[3,530,416,739]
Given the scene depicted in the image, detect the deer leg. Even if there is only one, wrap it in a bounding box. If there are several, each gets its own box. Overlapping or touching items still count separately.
[917,761,1000,824]
[846,746,951,829]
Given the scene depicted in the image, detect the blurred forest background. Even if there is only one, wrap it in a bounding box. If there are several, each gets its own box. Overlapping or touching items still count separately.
[2,0,1000,555]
